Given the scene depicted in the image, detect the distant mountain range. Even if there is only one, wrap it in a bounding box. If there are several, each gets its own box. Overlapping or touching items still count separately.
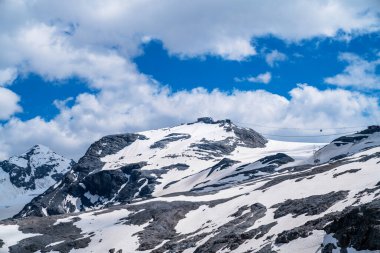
[0,118,379,253]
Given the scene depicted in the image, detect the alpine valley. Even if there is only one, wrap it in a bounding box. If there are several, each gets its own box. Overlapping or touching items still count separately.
[0,118,379,253]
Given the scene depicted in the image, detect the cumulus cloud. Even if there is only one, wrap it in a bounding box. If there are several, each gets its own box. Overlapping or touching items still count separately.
[0,81,379,160]
[265,50,287,67]
[0,23,137,89]
[1,0,379,64]
[0,87,22,120]
[235,72,272,84]
[325,53,380,89]
[0,68,17,86]
[0,0,379,159]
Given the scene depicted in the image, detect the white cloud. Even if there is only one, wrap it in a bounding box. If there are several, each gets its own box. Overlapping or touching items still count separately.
[0,0,379,65]
[0,0,379,159]
[235,72,272,84]
[0,68,17,86]
[325,53,380,89]
[0,82,379,160]
[5,24,136,89]
[265,50,287,67]
[0,87,22,120]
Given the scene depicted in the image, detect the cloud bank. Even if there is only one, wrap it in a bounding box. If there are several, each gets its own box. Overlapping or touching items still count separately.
[0,0,379,159]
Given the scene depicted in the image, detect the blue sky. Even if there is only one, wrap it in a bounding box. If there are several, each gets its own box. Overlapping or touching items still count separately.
[10,33,380,121]
[135,34,380,94]
[0,0,379,159]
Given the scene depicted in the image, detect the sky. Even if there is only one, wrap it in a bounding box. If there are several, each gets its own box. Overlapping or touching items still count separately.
[0,0,380,159]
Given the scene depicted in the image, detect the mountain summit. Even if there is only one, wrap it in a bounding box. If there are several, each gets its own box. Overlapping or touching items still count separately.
[0,145,74,219]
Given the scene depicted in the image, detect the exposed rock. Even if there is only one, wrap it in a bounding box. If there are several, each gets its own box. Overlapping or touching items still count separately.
[255,244,277,253]
[2,215,90,253]
[333,168,361,178]
[75,133,147,174]
[257,161,347,190]
[207,158,239,176]
[190,137,239,157]
[160,163,190,171]
[272,191,349,219]
[275,212,341,244]
[150,202,274,253]
[193,203,274,253]
[257,153,294,166]
[323,199,380,251]
[321,243,337,253]
[150,133,191,149]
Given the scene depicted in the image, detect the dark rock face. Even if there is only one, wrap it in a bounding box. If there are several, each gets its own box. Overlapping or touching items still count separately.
[231,125,267,148]
[323,199,380,251]
[75,133,147,174]
[275,212,341,244]
[333,168,361,178]
[126,201,215,251]
[189,118,267,153]
[257,160,348,190]
[1,215,89,253]
[272,191,349,219]
[193,203,273,253]
[256,244,277,253]
[160,163,189,171]
[276,199,380,250]
[226,153,294,179]
[207,158,239,176]
[331,126,380,147]
[150,133,191,149]
[141,202,274,253]
[190,137,239,158]
[190,153,295,193]
[257,153,294,166]
[2,199,237,253]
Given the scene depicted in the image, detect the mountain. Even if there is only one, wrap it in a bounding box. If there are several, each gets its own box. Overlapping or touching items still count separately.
[0,145,74,220]
[0,119,379,253]
[14,117,320,218]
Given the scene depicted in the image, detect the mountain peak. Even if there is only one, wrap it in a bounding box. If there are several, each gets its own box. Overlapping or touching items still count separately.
[191,117,232,125]
[0,145,74,219]
[27,144,55,155]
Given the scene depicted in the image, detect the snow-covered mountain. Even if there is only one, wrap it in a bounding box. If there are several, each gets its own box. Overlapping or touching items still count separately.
[15,118,320,218]
[0,119,379,253]
[0,145,74,220]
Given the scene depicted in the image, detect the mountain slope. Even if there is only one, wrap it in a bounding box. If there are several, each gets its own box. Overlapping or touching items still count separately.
[15,118,321,218]
[1,120,379,253]
[0,145,74,220]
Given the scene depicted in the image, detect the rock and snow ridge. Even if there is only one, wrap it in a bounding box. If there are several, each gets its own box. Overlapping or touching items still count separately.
[0,119,380,253]
[0,145,74,220]
[15,117,319,218]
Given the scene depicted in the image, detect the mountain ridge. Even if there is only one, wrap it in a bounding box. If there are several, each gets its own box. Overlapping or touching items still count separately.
[1,118,379,253]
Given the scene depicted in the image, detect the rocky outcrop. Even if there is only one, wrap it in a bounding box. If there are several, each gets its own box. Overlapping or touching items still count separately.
[272,191,349,219]
[322,199,380,251]
[150,133,191,149]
